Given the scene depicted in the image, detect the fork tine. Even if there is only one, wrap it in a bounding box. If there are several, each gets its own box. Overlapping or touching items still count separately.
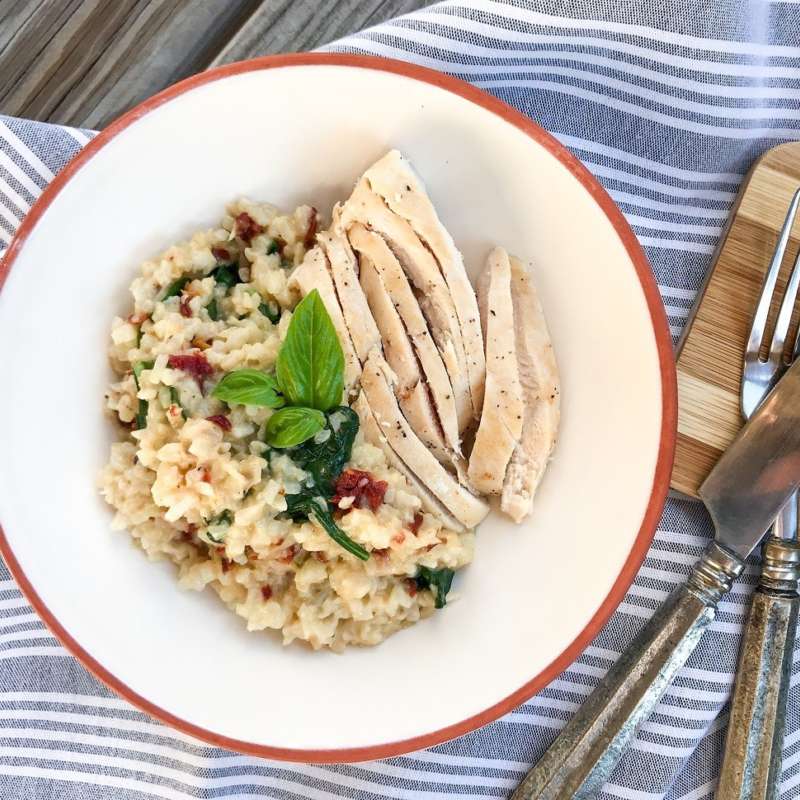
[770,210,800,364]
[747,187,800,357]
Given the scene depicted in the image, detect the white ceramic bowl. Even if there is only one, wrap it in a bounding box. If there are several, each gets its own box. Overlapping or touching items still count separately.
[0,54,675,761]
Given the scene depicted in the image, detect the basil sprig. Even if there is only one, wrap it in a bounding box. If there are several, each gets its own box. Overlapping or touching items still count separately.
[265,407,325,448]
[276,290,344,412]
[212,369,284,408]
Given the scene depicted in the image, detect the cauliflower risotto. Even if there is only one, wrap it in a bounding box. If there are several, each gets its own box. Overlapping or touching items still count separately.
[100,200,474,651]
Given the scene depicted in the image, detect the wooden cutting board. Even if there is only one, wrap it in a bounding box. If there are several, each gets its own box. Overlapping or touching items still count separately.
[672,142,800,498]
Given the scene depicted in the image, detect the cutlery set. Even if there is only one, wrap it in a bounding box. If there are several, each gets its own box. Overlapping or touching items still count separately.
[514,156,800,798]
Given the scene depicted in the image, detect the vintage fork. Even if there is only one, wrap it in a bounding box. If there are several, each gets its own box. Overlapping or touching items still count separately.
[716,186,800,800]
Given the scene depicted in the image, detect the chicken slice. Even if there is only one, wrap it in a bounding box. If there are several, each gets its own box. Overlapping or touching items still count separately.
[467,248,525,495]
[363,150,486,418]
[359,252,451,462]
[288,246,361,394]
[360,350,489,529]
[352,392,464,532]
[500,255,560,523]
[351,222,461,452]
[335,182,473,432]
[316,230,381,363]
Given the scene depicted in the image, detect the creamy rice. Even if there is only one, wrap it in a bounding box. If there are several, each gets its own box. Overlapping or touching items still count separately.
[100,199,474,651]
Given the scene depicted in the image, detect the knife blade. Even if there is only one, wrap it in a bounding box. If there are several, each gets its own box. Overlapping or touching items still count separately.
[512,355,800,800]
[701,355,800,560]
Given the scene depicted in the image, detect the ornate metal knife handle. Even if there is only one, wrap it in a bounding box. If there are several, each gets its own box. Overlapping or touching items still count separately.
[512,542,744,800]
[716,534,800,800]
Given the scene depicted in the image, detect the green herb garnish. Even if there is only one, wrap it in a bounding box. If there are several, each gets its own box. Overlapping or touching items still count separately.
[212,369,284,408]
[278,407,365,559]
[286,407,359,495]
[266,239,280,255]
[207,297,220,321]
[276,289,344,412]
[211,263,240,290]
[416,567,455,609]
[206,510,233,543]
[259,301,281,324]
[132,360,155,430]
[265,407,325,448]
[170,386,188,420]
[161,276,191,300]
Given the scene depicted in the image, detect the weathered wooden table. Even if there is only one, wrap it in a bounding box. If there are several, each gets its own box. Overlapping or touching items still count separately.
[0,0,431,129]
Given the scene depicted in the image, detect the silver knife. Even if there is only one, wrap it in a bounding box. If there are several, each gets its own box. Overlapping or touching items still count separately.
[512,356,800,800]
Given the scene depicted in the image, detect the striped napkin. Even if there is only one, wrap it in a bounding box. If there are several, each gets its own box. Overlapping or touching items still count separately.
[1,1,800,797]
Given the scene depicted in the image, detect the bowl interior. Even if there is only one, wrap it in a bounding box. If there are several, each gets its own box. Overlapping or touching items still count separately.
[0,61,666,755]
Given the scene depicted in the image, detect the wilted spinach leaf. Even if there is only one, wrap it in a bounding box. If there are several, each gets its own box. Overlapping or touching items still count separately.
[286,407,358,495]
[279,406,366,560]
[416,566,455,609]
[161,276,192,300]
[211,263,241,290]
[259,300,281,324]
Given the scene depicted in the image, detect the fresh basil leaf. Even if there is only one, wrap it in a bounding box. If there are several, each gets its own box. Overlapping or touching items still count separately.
[207,297,220,321]
[211,263,240,290]
[276,289,344,411]
[206,510,233,543]
[259,301,281,324]
[287,407,358,496]
[212,369,284,408]
[265,407,325,448]
[161,276,191,300]
[266,239,280,255]
[416,566,455,609]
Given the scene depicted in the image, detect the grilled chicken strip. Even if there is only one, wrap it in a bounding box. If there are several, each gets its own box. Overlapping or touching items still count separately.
[288,246,361,394]
[360,351,489,530]
[316,230,381,363]
[335,183,473,433]
[359,252,452,464]
[363,150,486,418]
[467,248,525,495]
[349,222,461,459]
[501,254,560,523]
[352,392,464,532]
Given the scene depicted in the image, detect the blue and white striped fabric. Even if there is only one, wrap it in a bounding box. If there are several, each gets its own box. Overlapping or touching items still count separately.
[1,1,799,797]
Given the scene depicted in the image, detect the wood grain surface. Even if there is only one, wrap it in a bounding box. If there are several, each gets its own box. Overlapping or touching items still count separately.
[673,142,800,497]
[0,0,431,129]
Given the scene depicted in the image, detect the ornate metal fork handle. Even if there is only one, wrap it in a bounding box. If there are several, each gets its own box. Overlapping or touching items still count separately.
[511,543,744,800]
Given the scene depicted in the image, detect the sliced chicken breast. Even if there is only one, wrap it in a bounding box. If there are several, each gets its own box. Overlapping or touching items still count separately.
[501,255,560,523]
[350,222,461,454]
[335,183,474,433]
[352,392,464,532]
[363,150,486,418]
[468,248,525,494]
[288,246,361,394]
[316,230,381,363]
[359,252,451,463]
[360,350,489,529]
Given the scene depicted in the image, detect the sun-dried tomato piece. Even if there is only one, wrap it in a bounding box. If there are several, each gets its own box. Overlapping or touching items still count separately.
[179,294,192,318]
[168,352,213,391]
[211,246,230,262]
[261,585,273,601]
[332,469,388,513]
[405,578,418,597]
[303,207,318,249]
[234,212,264,244]
[206,414,232,432]
[409,513,424,535]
